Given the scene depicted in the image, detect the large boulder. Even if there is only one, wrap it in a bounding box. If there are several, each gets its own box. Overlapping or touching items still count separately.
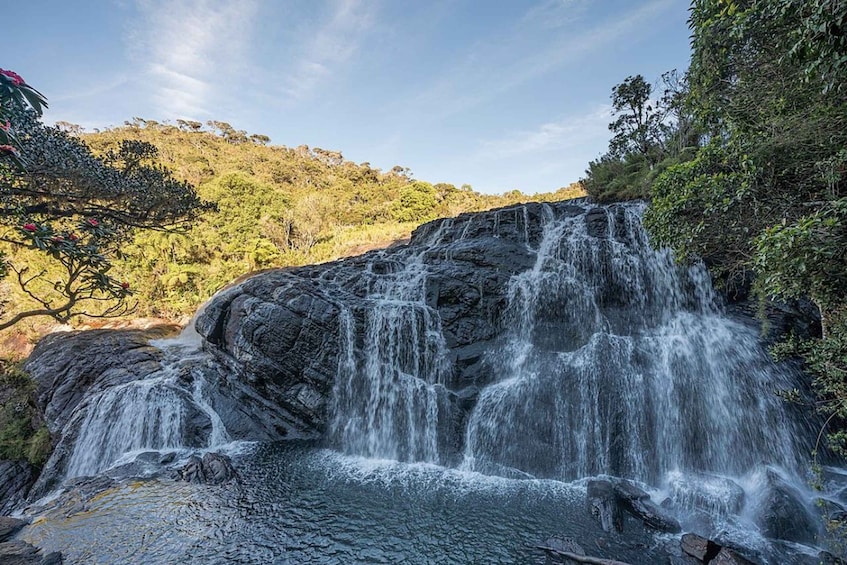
[613,479,681,533]
[193,203,565,441]
[587,479,624,533]
[754,469,820,545]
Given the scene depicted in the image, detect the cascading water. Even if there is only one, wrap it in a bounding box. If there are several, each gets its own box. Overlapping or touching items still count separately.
[62,319,231,479]
[19,200,837,564]
[330,224,453,463]
[322,200,818,554]
[459,203,808,484]
[327,201,810,486]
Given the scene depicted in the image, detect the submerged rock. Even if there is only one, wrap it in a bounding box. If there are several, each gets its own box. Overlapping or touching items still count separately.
[665,472,746,517]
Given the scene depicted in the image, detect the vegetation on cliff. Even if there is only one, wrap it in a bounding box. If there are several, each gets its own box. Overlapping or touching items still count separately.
[0,360,49,467]
[1,99,582,348]
[584,0,847,455]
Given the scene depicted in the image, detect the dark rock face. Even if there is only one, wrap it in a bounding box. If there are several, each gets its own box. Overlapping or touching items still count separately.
[0,461,35,515]
[26,330,164,435]
[193,202,571,448]
[754,469,820,545]
[23,330,301,498]
[0,516,28,541]
[585,477,682,534]
[178,452,237,485]
[587,479,623,533]
[0,540,62,564]
[680,533,721,562]
[678,533,764,565]
[612,479,681,533]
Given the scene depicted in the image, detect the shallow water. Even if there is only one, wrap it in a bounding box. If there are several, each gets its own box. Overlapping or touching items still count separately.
[22,442,678,564]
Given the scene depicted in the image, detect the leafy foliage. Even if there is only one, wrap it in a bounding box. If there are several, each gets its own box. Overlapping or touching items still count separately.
[0,360,50,466]
[0,110,206,330]
[1,71,207,331]
[0,68,47,169]
[0,118,584,324]
[644,0,847,461]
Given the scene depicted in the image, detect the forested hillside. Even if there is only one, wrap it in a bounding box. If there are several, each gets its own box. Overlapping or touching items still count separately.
[582,0,847,455]
[1,116,582,351]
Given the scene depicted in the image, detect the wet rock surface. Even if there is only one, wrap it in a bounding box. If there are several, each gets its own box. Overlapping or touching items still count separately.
[25,329,165,434]
[678,533,760,565]
[193,204,561,437]
[0,516,28,541]
[0,540,63,564]
[0,461,35,515]
[0,518,61,565]
[177,452,238,485]
[587,479,623,533]
[754,468,820,545]
[611,479,681,533]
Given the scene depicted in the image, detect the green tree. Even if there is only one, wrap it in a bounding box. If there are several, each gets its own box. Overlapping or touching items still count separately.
[582,71,700,202]
[608,75,664,161]
[646,0,847,457]
[0,70,205,330]
[391,181,439,222]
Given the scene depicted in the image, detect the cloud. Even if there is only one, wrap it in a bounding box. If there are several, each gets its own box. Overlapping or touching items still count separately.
[507,0,677,89]
[281,0,375,101]
[478,105,612,159]
[407,0,677,119]
[50,75,131,103]
[520,0,590,30]
[127,0,259,119]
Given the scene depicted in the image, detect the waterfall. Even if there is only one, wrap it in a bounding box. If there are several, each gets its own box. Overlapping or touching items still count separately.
[64,340,230,479]
[460,203,807,482]
[323,200,810,493]
[329,224,453,463]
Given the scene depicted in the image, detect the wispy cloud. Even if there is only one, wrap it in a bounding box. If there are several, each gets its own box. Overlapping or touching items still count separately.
[478,105,612,159]
[50,75,131,103]
[407,0,676,120]
[127,0,259,119]
[281,0,375,102]
[520,0,590,30]
[506,0,676,90]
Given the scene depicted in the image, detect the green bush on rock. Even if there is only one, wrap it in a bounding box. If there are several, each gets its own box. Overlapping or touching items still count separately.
[0,361,50,467]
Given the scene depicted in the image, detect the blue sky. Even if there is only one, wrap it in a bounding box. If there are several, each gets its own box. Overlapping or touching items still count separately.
[6,0,691,194]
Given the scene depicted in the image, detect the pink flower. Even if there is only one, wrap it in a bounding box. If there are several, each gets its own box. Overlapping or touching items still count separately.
[87,218,99,227]
[0,120,10,131]
[120,282,130,290]
[22,223,37,232]
[0,144,17,154]
[68,233,79,242]
[0,69,25,86]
